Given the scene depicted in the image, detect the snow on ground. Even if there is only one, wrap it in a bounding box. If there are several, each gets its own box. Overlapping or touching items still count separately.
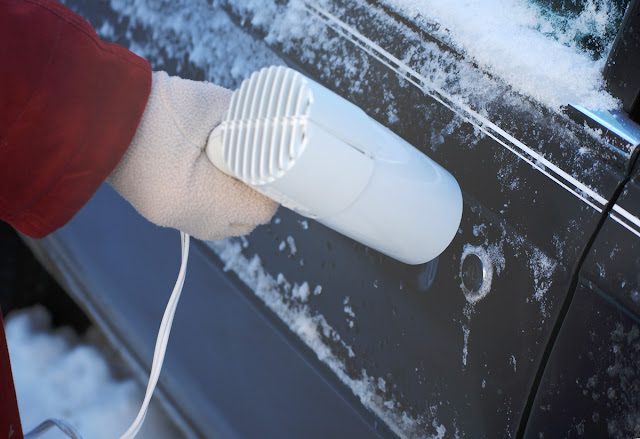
[5,306,178,439]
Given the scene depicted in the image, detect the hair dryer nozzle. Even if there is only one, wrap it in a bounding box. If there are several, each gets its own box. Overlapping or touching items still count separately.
[206,66,462,265]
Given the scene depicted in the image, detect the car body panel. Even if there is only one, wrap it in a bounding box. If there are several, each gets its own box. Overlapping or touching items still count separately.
[29,185,388,438]
[524,162,640,438]
[24,0,639,437]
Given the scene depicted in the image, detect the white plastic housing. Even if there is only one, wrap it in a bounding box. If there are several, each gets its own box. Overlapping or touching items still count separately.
[206,66,462,264]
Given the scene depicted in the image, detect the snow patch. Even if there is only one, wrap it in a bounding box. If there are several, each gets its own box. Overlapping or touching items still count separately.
[344,305,356,318]
[377,377,387,393]
[343,296,356,329]
[292,282,311,302]
[528,248,557,317]
[509,354,517,372]
[472,223,487,238]
[461,325,470,367]
[5,306,177,439]
[286,235,298,256]
[277,236,298,256]
[382,0,620,110]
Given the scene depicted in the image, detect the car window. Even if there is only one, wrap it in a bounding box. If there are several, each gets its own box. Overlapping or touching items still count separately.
[532,0,630,59]
[381,0,630,110]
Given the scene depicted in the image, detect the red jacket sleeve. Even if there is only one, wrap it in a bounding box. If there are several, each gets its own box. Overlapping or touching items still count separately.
[0,313,21,439]
[0,0,151,237]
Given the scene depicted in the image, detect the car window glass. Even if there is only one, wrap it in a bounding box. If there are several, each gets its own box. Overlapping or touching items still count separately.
[531,0,629,59]
[382,0,631,110]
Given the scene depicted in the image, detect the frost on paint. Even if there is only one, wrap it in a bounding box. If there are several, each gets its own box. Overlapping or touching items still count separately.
[460,215,559,368]
[528,247,557,317]
[292,281,311,302]
[605,323,640,437]
[209,239,439,438]
[286,235,298,256]
[580,322,640,437]
[461,325,470,367]
[92,0,284,90]
[509,354,517,372]
[465,214,557,318]
[343,296,357,329]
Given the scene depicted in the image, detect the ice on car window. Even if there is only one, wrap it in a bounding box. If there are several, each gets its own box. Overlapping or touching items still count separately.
[531,0,629,59]
[382,0,630,110]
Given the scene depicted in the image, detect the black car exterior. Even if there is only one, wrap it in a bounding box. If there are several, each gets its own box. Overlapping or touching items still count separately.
[26,0,640,437]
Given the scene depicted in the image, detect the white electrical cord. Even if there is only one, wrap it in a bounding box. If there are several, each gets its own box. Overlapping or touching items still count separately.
[120,231,190,439]
[24,231,191,439]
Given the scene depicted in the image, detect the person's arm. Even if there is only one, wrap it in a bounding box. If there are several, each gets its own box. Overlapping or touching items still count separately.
[0,0,277,239]
[0,0,151,237]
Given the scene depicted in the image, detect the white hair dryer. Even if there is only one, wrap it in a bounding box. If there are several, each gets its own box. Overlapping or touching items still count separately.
[206,66,462,265]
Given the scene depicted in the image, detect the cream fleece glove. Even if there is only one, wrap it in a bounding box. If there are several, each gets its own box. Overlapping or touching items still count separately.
[108,71,278,240]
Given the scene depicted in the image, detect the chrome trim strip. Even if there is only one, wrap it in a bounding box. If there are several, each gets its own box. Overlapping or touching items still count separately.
[611,213,640,238]
[611,206,640,237]
[613,204,640,228]
[570,104,640,147]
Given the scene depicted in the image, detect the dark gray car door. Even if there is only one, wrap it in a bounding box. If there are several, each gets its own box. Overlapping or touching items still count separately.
[29,0,638,437]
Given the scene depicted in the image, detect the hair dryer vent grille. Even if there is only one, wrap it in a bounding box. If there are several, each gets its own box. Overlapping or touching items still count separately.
[221,66,312,185]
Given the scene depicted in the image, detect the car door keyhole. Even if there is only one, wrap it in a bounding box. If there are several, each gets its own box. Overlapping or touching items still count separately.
[462,253,484,293]
[460,246,493,303]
